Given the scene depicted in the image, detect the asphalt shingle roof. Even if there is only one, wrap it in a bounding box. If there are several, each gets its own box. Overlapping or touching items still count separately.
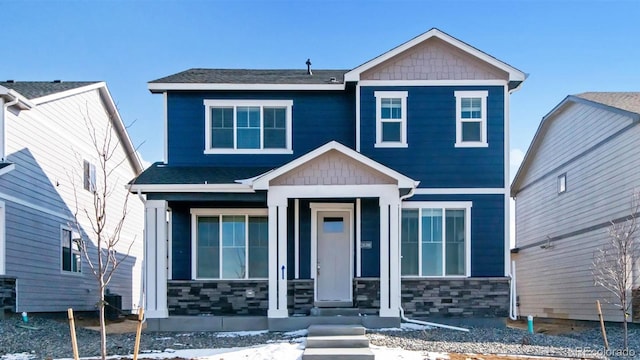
[0,81,100,99]
[131,163,274,185]
[149,69,348,85]
[575,92,640,115]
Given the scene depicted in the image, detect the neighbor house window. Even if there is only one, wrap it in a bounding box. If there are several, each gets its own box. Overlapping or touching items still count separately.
[401,202,471,277]
[61,227,81,273]
[558,173,567,194]
[83,160,96,192]
[454,91,488,147]
[204,100,293,154]
[374,91,408,147]
[191,209,268,279]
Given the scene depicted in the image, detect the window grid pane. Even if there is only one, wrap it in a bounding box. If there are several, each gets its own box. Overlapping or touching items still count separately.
[211,107,234,148]
[381,121,402,142]
[445,210,465,276]
[461,97,482,119]
[401,209,419,275]
[197,217,220,278]
[263,107,287,149]
[461,121,482,142]
[381,98,402,119]
[248,216,269,278]
[421,209,443,276]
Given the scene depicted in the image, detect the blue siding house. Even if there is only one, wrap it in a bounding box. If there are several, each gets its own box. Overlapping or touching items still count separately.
[131,28,526,331]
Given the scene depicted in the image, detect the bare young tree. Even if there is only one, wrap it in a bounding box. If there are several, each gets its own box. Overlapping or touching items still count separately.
[69,108,137,360]
[593,190,640,350]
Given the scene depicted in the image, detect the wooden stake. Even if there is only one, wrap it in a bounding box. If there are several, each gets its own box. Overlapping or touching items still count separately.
[596,300,609,350]
[67,308,80,360]
[133,307,145,360]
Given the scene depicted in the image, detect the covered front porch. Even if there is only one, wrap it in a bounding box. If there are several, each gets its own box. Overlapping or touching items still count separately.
[139,142,417,331]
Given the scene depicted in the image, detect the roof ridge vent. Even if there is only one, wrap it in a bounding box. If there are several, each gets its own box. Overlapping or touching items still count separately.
[306,58,312,75]
[6,80,14,83]
[329,77,337,83]
[53,80,62,83]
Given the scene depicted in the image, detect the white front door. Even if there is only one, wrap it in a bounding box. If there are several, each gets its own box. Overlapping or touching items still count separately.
[316,210,352,303]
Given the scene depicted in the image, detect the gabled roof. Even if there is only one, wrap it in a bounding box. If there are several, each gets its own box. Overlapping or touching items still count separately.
[0,81,143,175]
[251,141,418,190]
[0,81,100,100]
[511,92,640,197]
[344,28,526,89]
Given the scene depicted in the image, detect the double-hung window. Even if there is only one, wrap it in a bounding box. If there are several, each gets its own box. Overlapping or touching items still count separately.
[61,226,81,273]
[374,91,408,147]
[83,160,96,193]
[191,209,268,279]
[204,100,293,154]
[401,202,471,277]
[454,91,488,147]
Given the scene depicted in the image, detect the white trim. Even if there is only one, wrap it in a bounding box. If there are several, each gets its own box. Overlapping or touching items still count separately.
[0,192,73,220]
[145,200,168,318]
[252,141,418,190]
[269,184,400,199]
[413,187,505,195]
[454,90,488,148]
[31,82,106,105]
[310,203,354,303]
[128,184,255,193]
[0,163,15,177]
[203,99,293,154]
[356,84,361,152]
[294,199,300,279]
[374,91,408,148]
[503,85,510,277]
[150,83,345,92]
[344,28,525,82]
[166,207,173,280]
[0,201,5,275]
[190,208,269,280]
[401,201,472,277]
[356,198,361,277]
[163,92,168,163]
[358,80,508,87]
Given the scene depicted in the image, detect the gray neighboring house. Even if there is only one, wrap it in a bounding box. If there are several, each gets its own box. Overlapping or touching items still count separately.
[511,92,640,323]
[0,81,144,315]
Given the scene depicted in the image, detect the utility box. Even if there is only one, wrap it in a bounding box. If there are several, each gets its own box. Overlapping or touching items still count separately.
[104,293,122,320]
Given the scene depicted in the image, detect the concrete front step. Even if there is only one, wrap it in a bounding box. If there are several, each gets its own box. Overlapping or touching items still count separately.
[302,347,375,360]
[307,324,366,336]
[311,307,371,316]
[306,335,370,348]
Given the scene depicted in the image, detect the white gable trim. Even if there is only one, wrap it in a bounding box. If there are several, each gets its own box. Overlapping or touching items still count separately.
[344,28,526,83]
[30,82,106,105]
[251,141,418,190]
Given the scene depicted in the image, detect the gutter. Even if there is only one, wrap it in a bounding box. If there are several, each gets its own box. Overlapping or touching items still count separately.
[396,187,469,332]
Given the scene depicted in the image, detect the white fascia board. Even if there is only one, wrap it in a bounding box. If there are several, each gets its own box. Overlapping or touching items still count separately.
[344,28,526,82]
[0,86,34,110]
[0,163,15,177]
[30,82,105,105]
[251,140,417,190]
[129,183,255,193]
[148,82,345,92]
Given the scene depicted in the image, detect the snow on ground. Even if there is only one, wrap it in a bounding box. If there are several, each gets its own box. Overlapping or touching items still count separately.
[0,342,443,360]
[214,330,269,338]
[375,322,433,332]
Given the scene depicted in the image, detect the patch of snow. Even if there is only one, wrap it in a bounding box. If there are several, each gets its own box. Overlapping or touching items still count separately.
[282,329,307,337]
[215,329,269,338]
[154,337,173,341]
[1,354,37,360]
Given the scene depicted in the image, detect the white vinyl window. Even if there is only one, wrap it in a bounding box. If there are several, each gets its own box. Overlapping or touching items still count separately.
[454,91,488,148]
[61,226,81,273]
[191,209,268,279]
[401,202,471,277]
[83,160,96,192]
[204,100,293,154]
[558,173,567,194]
[374,91,408,148]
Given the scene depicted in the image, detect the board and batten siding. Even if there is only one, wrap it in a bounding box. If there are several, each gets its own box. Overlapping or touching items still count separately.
[0,88,144,312]
[514,101,640,322]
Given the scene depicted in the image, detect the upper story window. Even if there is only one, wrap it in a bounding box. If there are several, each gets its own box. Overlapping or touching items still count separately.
[374,91,408,148]
[558,173,567,194]
[204,100,293,154]
[83,160,96,193]
[454,91,488,148]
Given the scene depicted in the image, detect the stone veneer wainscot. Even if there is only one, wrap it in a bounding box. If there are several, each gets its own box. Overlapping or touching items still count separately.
[0,276,16,319]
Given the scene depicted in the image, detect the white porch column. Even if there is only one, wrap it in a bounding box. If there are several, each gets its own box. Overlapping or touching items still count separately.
[268,195,288,318]
[379,194,400,317]
[144,200,168,318]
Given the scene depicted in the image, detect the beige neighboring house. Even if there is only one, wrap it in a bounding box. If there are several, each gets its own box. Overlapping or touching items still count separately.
[511,92,640,323]
[0,81,144,315]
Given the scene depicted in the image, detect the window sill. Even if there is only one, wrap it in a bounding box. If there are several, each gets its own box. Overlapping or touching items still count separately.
[61,270,83,276]
[374,142,408,148]
[204,149,293,155]
[454,142,488,148]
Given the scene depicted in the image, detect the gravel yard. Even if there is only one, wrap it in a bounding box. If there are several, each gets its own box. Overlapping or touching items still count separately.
[0,314,638,359]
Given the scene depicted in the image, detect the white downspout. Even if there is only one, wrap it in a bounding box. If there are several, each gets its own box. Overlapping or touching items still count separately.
[1,96,20,162]
[136,189,147,323]
[397,187,469,332]
[509,260,518,320]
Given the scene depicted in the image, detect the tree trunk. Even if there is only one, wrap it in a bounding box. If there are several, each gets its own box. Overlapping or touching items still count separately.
[100,282,107,360]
